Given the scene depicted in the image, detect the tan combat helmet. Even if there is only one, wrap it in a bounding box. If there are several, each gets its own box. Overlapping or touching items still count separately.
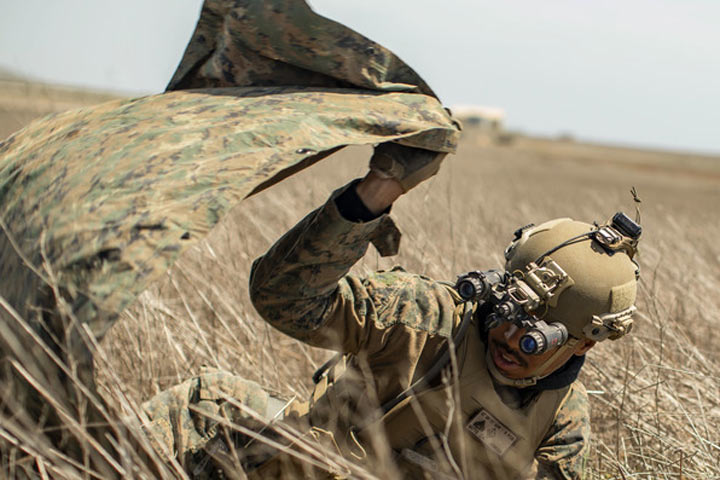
[503,214,641,343]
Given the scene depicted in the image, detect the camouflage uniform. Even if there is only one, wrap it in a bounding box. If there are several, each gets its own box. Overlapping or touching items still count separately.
[144,182,591,479]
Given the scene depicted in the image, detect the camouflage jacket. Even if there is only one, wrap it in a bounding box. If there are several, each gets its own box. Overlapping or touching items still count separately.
[249,182,591,479]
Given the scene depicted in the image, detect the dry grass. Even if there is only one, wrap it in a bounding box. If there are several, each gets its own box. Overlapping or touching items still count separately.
[1,86,719,477]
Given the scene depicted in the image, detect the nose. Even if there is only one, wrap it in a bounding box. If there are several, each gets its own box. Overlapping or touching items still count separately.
[503,324,527,350]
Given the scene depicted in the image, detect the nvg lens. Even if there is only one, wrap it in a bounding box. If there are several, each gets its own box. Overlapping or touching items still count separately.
[520,335,538,354]
[458,281,476,300]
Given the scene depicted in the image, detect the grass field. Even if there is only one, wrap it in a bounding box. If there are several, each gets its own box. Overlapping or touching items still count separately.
[2,83,719,478]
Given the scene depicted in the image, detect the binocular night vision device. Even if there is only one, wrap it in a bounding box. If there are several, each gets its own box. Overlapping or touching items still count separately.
[455,269,569,355]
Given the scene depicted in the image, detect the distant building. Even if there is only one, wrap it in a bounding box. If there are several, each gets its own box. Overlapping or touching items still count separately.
[450,105,506,132]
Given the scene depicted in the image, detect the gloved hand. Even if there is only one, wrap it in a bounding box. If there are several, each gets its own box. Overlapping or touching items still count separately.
[369,142,447,192]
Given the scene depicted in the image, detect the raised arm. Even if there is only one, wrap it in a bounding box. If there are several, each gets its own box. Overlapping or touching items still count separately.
[248,172,401,352]
[249,144,448,353]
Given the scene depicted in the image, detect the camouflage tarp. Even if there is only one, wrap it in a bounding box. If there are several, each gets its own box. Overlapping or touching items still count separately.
[0,88,457,339]
[168,0,437,96]
[0,0,460,475]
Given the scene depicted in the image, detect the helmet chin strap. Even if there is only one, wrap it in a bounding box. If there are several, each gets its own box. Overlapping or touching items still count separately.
[486,337,580,388]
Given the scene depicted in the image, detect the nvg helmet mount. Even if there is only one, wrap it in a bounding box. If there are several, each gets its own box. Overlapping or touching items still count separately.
[455,260,573,356]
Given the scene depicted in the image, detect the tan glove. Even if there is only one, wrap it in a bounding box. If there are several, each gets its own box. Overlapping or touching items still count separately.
[369,142,447,192]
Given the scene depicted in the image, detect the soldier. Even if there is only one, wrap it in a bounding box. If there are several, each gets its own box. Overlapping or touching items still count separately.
[143,142,641,479]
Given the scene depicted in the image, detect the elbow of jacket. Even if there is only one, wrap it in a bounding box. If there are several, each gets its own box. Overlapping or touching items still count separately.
[248,257,294,325]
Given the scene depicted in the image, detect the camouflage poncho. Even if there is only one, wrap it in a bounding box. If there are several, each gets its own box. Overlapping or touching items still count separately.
[0,0,459,476]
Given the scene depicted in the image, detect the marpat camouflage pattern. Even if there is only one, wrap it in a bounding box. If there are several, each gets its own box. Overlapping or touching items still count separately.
[168,0,437,96]
[0,0,459,474]
[0,84,462,474]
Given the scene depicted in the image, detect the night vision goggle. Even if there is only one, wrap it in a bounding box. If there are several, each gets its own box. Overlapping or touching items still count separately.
[455,263,572,355]
[455,212,642,355]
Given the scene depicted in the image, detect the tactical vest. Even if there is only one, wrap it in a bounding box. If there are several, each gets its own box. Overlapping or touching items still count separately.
[369,320,575,479]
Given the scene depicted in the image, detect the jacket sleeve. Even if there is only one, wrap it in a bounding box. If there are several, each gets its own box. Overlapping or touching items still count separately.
[248,182,457,356]
[533,382,591,479]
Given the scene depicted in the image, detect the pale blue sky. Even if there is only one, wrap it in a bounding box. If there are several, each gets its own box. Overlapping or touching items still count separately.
[1,0,718,154]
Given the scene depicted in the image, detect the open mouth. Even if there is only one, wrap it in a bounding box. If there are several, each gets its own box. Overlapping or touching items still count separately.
[491,341,527,372]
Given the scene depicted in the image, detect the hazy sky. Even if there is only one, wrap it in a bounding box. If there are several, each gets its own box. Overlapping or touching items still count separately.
[1,0,718,154]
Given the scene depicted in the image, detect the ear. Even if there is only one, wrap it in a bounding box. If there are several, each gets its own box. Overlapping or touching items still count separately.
[573,339,596,356]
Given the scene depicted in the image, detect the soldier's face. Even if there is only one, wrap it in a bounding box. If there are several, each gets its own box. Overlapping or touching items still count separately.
[487,322,594,379]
